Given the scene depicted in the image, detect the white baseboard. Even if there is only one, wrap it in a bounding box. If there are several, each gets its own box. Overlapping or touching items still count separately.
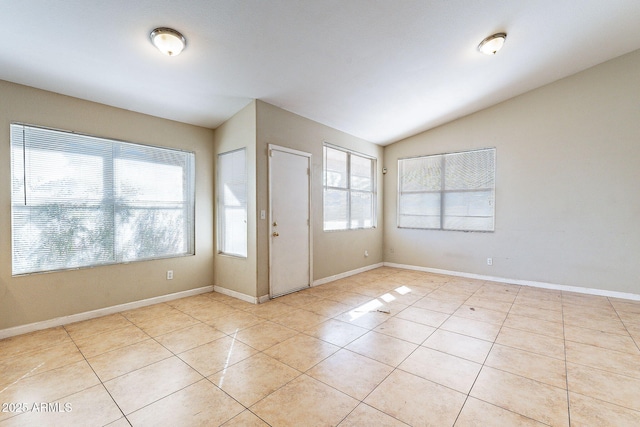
[213,285,261,304]
[216,263,385,304]
[384,262,640,301]
[0,285,214,340]
[313,262,385,287]
[216,264,385,304]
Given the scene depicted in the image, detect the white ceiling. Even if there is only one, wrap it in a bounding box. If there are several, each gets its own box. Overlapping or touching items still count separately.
[2,1,640,145]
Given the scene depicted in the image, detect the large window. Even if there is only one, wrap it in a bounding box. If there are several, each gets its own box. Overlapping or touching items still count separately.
[10,123,195,275]
[323,144,376,231]
[398,148,495,231]
[217,148,247,257]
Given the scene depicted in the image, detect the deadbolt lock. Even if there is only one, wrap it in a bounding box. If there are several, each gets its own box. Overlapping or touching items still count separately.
[273,221,278,227]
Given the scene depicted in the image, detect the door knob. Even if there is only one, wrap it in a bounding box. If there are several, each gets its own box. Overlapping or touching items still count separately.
[272,232,279,237]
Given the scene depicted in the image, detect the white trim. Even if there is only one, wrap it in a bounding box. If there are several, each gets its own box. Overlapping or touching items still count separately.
[313,262,384,287]
[384,262,640,301]
[213,285,260,304]
[268,143,313,158]
[0,285,214,340]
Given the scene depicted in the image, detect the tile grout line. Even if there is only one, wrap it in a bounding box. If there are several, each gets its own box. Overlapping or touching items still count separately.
[563,295,640,420]
[466,285,563,426]
[64,328,132,426]
[331,276,499,425]
[77,298,245,425]
[162,305,293,425]
[607,297,640,354]
[150,307,261,417]
[303,273,443,424]
[171,294,348,425]
[4,268,639,425]
[121,303,262,425]
[185,280,468,425]
[561,291,573,427]
[449,280,520,426]
[178,288,624,424]
[331,274,449,426]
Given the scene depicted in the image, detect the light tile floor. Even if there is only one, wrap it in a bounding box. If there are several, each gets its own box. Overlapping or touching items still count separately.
[1,267,640,426]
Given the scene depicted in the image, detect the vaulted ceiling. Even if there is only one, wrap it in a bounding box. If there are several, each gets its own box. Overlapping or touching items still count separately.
[2,1,639,145]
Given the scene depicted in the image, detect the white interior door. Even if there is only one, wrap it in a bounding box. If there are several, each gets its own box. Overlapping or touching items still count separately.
[269,144,312,297]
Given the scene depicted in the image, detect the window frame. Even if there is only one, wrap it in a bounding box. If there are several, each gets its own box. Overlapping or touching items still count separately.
[323,143,377,231]
[10,123,196,276]
[397,148,496,232]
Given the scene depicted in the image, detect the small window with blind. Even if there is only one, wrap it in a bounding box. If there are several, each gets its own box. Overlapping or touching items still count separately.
[10,123,196,275]
[398,148,495,232]
[217,148,247,257]
[323,144,376,231]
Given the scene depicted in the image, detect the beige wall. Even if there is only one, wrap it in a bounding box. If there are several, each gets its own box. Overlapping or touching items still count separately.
[6,47,638,331]
[256,101,384,297]
[213,101,258,297]
[212,100,384,300]
[384,49,640,294]
[0,80,215,329]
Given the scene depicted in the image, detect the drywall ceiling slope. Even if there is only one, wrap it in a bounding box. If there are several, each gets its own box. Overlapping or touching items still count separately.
[1,1,639,145]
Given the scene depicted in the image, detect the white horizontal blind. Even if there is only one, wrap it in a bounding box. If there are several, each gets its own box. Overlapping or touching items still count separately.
[323,144,376,231]
[398,148,495,231]
[397,155,442,229]
[217,148,247,257]
[350,154,374,229]
[443,149,495,231]
[10,124,195,275]
[114,142,194,261]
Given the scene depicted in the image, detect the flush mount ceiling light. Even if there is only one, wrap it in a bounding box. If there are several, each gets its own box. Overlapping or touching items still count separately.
[478,32,507,55]
[150,27,186,56]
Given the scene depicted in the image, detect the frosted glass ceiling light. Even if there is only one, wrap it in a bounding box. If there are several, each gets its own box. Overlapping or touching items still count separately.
[150,27,186,56]
[478,32,507,55]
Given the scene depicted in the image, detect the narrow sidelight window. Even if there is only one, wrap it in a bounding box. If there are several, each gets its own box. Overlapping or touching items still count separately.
[217,148,247,257]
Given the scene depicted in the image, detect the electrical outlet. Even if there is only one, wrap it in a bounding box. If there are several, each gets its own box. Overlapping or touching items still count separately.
[487,258,493,266]
[364,250,369,257]
[167,270,173,280]
[389,247,395,254]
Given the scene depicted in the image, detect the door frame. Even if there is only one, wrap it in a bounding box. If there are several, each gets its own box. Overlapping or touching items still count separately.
[268,144,313,298]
